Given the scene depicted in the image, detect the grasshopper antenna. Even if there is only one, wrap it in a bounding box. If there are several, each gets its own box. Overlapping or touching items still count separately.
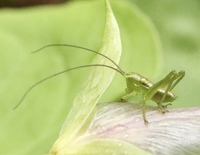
[13,64,125,110]
[32,44,125,75]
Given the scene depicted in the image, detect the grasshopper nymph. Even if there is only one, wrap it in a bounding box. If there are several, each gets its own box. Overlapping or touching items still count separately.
[14,44,185,123]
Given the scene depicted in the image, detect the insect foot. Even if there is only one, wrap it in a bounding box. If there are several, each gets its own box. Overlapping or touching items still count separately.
[144,119,149,125]
[159,107,169,114]
[121,96,128,102]
[157,103,172,114]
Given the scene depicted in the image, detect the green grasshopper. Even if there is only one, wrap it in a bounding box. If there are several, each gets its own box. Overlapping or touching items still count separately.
[14,44,185,123]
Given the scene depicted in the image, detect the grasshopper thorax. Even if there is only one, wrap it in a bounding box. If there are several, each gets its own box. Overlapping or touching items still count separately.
[124,72,153,93]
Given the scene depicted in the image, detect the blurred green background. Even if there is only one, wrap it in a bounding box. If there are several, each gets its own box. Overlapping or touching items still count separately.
[0,0,199,154]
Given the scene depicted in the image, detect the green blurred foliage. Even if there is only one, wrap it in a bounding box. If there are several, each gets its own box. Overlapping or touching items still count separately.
[131,0,200,108]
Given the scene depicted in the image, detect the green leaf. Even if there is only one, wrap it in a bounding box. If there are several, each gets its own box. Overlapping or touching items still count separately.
[49,0,122,150]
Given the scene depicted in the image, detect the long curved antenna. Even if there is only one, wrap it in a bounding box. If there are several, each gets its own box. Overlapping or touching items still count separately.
[13,64,124,110]
[32,44,125,75]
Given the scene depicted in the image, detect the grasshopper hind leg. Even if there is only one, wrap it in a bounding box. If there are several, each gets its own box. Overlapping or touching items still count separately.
[157,70,185,111]
[141,70,185,124]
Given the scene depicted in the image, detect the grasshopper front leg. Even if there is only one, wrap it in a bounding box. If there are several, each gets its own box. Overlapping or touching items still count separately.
[121,89,137,102]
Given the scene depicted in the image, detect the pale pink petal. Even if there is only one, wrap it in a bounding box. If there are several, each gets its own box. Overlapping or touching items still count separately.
[85,102,200,155]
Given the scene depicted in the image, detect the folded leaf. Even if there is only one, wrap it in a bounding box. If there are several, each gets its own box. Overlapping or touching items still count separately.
[49,0,124,154]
